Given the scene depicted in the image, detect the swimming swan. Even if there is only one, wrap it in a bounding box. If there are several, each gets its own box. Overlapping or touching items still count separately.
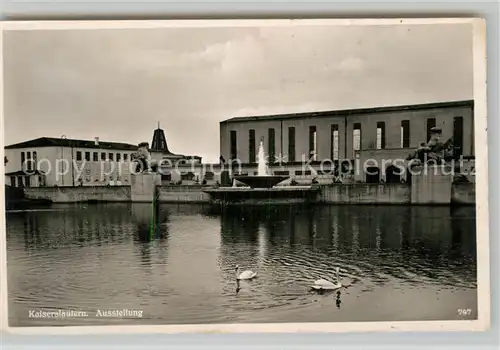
[311,267,342,291]
[235,265,257,280]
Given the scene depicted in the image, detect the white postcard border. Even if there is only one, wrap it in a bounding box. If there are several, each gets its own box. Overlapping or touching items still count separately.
[0,17,490,335]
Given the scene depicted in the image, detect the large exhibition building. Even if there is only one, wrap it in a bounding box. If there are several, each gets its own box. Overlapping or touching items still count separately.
[219,100,475,183]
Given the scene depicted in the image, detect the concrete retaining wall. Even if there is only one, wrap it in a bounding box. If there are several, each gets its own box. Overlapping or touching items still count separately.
[130,173,161,202]
[411,165,453,205]
[319,183,411,204]
[22,173,475,205]
[158,185,210,203]
[24,186,131,203]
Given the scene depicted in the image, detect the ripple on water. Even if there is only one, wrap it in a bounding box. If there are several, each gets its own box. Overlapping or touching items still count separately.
[6,204,478,325]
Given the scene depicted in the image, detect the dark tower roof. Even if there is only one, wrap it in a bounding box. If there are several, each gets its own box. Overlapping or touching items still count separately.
[151,122,172,153]
[149,122,202,160]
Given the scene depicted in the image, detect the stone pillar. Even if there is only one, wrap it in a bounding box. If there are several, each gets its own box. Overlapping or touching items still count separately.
[410,165,453,204]
[130,173,161,202]
[220,170,231,187]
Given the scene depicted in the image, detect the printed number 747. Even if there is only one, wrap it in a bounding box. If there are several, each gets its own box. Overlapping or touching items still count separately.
[458,309,472,316]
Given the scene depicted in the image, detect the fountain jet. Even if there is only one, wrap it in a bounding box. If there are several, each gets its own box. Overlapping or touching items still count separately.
[257,140,267,176]
[233,139,288,188]
[203,137,319,204]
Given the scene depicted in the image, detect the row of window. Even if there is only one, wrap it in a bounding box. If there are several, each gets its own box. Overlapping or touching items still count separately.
[11,175,30,187]
[76,167,131,176]
[76,175,128,183]
[230,117,465,162]
[19,150,133,170]
[10,175,46,188]
[76,151,132,162]
[20,151,37,171]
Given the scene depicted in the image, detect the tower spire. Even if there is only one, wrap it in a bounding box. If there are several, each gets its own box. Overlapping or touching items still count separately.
[151,122,171,153]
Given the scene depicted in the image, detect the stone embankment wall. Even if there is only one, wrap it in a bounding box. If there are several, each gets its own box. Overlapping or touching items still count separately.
[319,184,411,204]
[24,186,131,203]
[23,174,475,205]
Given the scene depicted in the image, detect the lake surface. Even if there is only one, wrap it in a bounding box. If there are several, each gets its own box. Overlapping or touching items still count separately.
[6,203,477,326]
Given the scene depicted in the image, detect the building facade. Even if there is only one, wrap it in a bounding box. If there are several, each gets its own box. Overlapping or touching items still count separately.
[4,126,203,188]
[4,137,138,188]
[219,100,474,182]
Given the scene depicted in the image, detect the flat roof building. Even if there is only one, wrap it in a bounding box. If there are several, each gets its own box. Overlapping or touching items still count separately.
[219,100,474,182]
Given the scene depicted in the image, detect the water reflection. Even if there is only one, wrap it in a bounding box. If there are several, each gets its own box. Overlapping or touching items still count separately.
[217,205,476,291]
[6,204,477,326]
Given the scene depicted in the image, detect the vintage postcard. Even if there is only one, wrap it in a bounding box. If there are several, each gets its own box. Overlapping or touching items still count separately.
[0,18,489,334]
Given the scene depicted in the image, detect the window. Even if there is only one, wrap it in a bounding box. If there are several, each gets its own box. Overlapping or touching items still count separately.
[401,120,410,148]
[10,176,15,187]
[21,152,25,169]
[248,129,256,163]
[33,151,37,171]
[353,123,362,156]
[453,116,464,157]
[101,152,106,161]
[426,118,436,142]
[268,128,275,163]
[76,151,82,161]
[26,152,32,171]
[288,127,296,162]
[124,153,128,161]
[161,173,172,181]
[376,122,386,149]
[230,130,237,160]
[25,176,31,187]
[274,170,289,176]
[204,171,214,180]
[17,176,24,187]
[331,124,339,160]
[85,152,91,161]
[108,153,114,161]
[309,126,317,160]
[93,152,98,161]
[116,153,121,162]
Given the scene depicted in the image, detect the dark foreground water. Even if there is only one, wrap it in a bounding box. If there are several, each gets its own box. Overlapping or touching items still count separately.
[6,204,477,326]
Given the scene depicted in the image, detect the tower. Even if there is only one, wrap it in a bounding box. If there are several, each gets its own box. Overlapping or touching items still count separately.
[151,122,171,153]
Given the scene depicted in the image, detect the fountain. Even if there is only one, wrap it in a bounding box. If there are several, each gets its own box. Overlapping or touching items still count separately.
[203,139,319,205]
[232,140,288,188]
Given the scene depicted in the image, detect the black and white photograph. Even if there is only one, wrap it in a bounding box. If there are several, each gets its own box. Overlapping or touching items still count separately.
[0,18,489,333]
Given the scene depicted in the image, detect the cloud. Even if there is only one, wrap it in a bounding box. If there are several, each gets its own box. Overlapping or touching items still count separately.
[3,23,473,163]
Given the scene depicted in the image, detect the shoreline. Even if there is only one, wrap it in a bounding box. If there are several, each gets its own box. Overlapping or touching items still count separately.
[16,181,475,206]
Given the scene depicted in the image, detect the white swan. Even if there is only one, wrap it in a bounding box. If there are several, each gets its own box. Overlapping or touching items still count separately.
[311,267,342,291]
[235,265,257,280]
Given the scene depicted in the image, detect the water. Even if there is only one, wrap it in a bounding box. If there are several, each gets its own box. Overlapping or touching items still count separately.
[257,140,267,176]
[6,204,477,326]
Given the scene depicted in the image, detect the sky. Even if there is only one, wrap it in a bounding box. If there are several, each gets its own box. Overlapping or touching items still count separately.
[3,22,473,163]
